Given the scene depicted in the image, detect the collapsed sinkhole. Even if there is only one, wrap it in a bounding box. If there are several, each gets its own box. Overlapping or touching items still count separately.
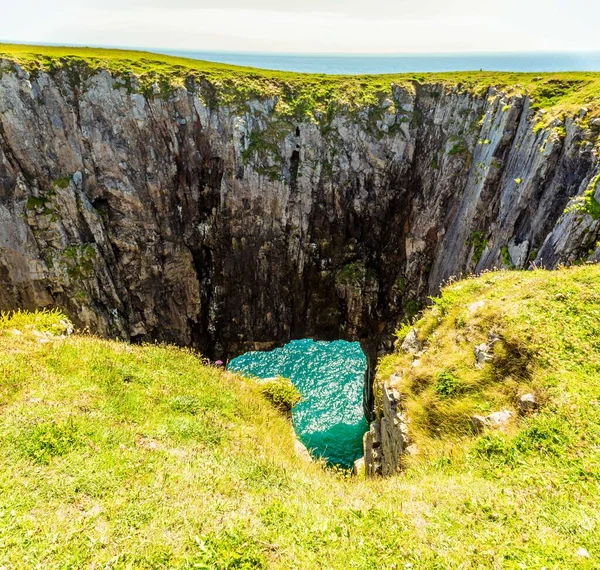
[228,338,368,469]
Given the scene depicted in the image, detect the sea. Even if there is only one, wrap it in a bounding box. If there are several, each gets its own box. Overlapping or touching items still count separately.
[156,50,600,74]
[228,339,368,469]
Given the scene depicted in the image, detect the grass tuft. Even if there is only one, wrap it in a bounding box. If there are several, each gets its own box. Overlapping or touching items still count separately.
[260,376,302,412]
[0,308,71,333]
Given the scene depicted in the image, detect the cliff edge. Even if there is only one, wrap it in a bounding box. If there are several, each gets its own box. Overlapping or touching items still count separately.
[1,44,600,367]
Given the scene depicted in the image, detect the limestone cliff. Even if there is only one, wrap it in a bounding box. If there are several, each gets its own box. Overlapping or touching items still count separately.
[1,56,599,407]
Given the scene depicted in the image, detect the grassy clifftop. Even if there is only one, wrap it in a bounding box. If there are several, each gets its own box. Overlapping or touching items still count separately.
[380,265,600,460]
[1,43,600,124]
[1,265,600,568]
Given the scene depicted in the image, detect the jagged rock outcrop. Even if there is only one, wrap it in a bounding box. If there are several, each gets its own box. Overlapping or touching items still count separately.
[364,382,409,476]
[1,59,599,406]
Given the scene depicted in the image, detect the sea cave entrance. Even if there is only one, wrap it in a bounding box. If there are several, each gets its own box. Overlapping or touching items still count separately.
[228,339,368,469]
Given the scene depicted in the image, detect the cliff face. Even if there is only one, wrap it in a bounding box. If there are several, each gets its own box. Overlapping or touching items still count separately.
[1,61,599,376]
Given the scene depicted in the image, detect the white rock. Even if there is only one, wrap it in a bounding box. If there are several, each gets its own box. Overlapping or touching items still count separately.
[487,410,513,427]
[294,439,312,463]
[518,393,537,413]
[474,343,494,368]
[468,300,485,313]
[59,319,74,336]
[401,329,421,355]
[508,238,530,268]
[376,120,388,133]
[472,410,512,431]
[471,415,489,431]
[353,456,365,477]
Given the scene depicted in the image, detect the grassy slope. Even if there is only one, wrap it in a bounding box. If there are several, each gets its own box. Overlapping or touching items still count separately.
[1,43,600,125]
[379,265,600,448]
[1,265,600,568]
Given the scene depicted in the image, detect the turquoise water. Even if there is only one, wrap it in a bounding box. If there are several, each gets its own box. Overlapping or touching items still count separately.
[228,339,368,469]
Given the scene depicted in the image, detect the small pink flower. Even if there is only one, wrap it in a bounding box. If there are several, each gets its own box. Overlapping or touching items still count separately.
[215,360,224,366]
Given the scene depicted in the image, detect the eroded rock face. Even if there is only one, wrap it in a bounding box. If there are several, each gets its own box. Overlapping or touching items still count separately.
[401,329,422,355]
[364,380,411,476]
[0,62,599,371]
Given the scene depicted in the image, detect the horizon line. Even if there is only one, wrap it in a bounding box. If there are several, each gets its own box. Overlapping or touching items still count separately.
[3,40,600,58]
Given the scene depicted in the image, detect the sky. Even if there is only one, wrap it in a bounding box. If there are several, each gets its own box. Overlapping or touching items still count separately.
[2,0,600,54]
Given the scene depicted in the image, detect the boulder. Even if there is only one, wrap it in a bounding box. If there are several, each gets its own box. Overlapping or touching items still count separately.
[576,547,590,558]
[353,456,365,477]
[401,329,422,355]
[487,410,513,427]
[474,333,500,369]
[518,393,538,413]
[474,343,494,368]
[59,319,74,336]
[471,415,489,431]
[508,238,530,268]
[472,410,513,431]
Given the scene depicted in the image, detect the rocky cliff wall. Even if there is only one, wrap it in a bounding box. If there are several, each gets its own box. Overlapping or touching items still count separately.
[1,60,599,387]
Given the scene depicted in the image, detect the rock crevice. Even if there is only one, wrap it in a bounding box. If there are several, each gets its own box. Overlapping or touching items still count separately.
[0,62,598,395]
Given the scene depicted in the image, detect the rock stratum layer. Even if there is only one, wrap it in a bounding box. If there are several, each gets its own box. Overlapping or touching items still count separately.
[1,54,600,402]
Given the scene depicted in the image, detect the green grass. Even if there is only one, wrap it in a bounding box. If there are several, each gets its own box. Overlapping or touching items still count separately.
[501,244,516,269]
[565,172,600,220]
[448,138,469,156]
[2,265,600,567]
[259,376,302,413]
[335,262,370,287]
[383,264,600,457]
[2,43,600,127]
[53,176,71,189]
[466,231,488,265]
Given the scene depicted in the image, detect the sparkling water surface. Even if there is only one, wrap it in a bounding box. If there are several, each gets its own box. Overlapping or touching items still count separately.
[157,50,600,74]
[228,339,368,469]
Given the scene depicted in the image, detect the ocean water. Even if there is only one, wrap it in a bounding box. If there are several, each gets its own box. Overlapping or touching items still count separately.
[157,50,600,75]
[228,339,368,469]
